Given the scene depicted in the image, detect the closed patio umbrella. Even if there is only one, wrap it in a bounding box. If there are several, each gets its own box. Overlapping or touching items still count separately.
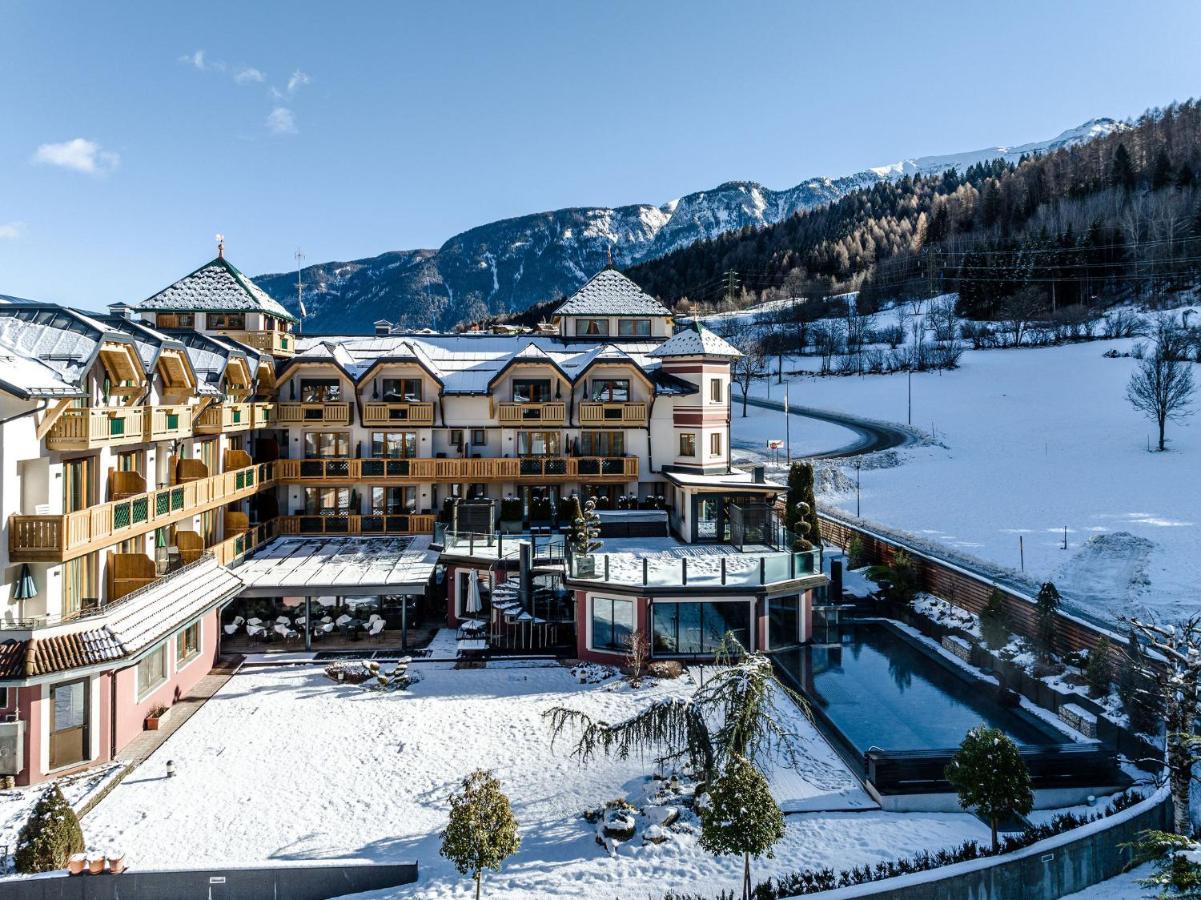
[12,564,36,601]
[465,576,482,616]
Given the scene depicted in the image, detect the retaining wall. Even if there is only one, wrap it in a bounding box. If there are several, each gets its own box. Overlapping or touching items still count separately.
[0,861,417,900]
[797,786,1170,900]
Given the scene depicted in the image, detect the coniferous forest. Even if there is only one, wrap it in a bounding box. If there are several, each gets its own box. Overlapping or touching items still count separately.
[627,101,1201,321]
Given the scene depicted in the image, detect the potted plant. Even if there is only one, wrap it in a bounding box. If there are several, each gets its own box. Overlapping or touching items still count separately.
[67,853,87,875]
[498,497,523,534]
[106,850,125,874]
[145,704,170,731]
[87,852,105,875]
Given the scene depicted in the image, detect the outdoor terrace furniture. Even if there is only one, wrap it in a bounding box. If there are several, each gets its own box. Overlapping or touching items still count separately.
[223,615,245,636]
[335,614,352,627]
[273,623,299,642]
[367,619,385,640]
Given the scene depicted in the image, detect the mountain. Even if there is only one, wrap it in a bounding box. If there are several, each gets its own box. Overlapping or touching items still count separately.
[255,118,1123,333]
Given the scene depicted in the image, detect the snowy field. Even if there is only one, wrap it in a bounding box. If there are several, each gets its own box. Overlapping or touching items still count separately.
[83,661,993,899]
[734,338,1201,624]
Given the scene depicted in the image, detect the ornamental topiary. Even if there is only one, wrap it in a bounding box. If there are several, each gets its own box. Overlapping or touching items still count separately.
[14,784,84,873]
[945,725,1032,852]
[440,769,521,900]
[699,752,786,900]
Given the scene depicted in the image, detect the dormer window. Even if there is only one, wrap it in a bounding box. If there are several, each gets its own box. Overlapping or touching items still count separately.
[381,378,422,401]
[512,379,551,403]
[158,313,194,329]
[210,313,246,330]
[589,379,629,402]
[575,319,609,337]
[618,319,650,337]
[301,378,341,402]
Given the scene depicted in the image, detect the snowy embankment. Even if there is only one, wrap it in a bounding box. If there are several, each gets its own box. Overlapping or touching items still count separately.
[83,663,992,899]
[735,337,1199,624]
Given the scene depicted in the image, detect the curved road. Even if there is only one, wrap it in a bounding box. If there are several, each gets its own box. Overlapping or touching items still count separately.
[743,396,915,459]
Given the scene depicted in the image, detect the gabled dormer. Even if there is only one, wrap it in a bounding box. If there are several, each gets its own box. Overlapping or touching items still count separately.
[551,269,674,341]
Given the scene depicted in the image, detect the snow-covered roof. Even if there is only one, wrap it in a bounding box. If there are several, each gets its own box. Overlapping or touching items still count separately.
[158,329,251,395]
[662,467,783,491]
[97,314,193,377]
[553,269,672,318]
[104,555,243,654]
[0,305,138,388]
[135,256,298,323]
[649,321,741,358]
[0,351,84,399]
[232,536,439,597]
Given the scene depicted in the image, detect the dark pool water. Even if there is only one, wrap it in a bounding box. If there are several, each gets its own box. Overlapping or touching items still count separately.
[775,624,1068,754]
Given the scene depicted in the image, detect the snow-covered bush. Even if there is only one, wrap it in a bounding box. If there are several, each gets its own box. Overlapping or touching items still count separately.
[14,785,84,874]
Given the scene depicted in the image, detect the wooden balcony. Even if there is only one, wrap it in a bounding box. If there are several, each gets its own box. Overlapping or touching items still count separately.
[362,401,435,426]
[107,552,157,603]
[144,404,193,441]
[46,407,146,450]
[252,401,275,428]
[221,329,295,357]
[275,402,352,426]
[211,518,281,566]
[8,462,273,563]
[275,455,638,484]
[579,401,648,426]
[277,513,435,537]
[195,403,252,434]
[496,401,566,425]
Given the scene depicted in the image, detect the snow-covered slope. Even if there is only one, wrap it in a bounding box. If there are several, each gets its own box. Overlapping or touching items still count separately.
[256,118,1124,333]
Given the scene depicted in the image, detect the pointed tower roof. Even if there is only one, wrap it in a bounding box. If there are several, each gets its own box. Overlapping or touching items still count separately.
[554,269,672,318]
[648,320,741,358]
[135,256,298,322]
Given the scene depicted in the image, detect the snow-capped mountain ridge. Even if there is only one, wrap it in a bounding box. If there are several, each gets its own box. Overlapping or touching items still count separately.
[256,117,1124,332]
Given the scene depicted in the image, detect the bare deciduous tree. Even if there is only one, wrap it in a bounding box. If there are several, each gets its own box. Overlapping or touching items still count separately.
[1127,320,1196,451]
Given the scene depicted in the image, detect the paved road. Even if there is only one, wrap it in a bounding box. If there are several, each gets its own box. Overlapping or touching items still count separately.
[744,396,915,459]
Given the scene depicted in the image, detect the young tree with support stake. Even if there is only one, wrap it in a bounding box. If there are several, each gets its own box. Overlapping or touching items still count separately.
[945,726,1033,852]
[1127,320,1196,451]
[440,769,521,900]
[700,752,785,900]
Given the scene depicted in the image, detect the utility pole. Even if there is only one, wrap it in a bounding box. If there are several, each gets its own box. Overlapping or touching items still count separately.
[723,270,740,306]
[784,389,791,466]
[907,365,912,426]
[295,249,306,335]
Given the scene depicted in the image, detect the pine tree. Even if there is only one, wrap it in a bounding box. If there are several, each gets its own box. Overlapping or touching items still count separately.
[945,726,1033,851]
[439,770,521,900]
[14,785,84,874]
[1111,143,1136,191]
[1086,637,1112,697]
[699,753,786,900]
[567,495,602,555]
[980,589,1010,650]
[1118,629,1162,736]
[1035,582,1061,659]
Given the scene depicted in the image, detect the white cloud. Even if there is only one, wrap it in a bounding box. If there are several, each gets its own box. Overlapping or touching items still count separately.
[286,70,311,94]
[266,107,297,135]
[235,67,266,84]
[179,49,207,70]
[32,139,120,175]
[0,222,24,240]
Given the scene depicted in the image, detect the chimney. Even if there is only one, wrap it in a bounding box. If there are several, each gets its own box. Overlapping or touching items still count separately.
[752,465,765,483]
[374,320,393,337]
[107,301,135,321]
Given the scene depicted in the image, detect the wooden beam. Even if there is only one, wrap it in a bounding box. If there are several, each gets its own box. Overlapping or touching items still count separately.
[35,398,73,440]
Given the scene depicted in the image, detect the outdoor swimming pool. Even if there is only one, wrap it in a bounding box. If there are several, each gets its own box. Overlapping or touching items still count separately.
[774,622,1070,757]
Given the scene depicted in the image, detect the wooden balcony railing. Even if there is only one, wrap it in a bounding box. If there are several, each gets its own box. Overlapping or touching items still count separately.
[144,404,193,441]
[579,401,648,426]
[8,462,274,563]
[275,402,352,425]
[211,518,281,566]
[195,403,252,434]
[220,330,295,357]
[46,407,145,450]
[107,552,157,603]
[277,513,436,537]
[275,455,638,483]
[496,401,566,425]
[252,402,275,428]
[361,401,435,426]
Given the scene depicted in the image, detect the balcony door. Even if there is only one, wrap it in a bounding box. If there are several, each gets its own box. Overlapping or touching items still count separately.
[62,456,94,513]
[49,679,88,770]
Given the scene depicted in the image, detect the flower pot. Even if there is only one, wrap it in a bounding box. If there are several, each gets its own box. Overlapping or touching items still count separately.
[87,854,105,875]
[145,707,170,731]
[67,853,86,875]
[106,852,125,875]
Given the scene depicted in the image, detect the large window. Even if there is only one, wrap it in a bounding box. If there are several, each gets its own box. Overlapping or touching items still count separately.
[300,379,342,402]
[579,431,624,457]
[136,644,168,699]
[209,312,246,330]
[176,621,201,665]
[651,601,750,655]
[618,319,651,337]
[304,487,351,515]
[380,378,421,401]
[589,379,630,402]
[575,319,608,337]
[157,313,194,329]
[767,596,802,650]
[592,597,634,652]
[679,433,696,457]
[372,486,417,514]
[304,432,350,458]
[512,379,551,403]
[371,431,416,458]
[517,431,560,456]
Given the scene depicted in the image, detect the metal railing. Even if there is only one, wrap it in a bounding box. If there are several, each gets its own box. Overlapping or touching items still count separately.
[567,548,821,587]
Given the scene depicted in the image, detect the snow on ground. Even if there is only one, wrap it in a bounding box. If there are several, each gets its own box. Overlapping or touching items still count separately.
[1061,861,1154,898]
[736,338,1201,624]
[84,662,991,899]
[0,762,123,868]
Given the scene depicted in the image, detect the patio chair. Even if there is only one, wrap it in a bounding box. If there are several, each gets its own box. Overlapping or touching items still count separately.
[320,615,333,624]
[320,622,335,635]
[366,613,383,626]
[335,614,352,627]
[276,615,291,626]
[273,623,299,642]
[247,623,267,641]
[367,619,385,640]
[247,617,263,627]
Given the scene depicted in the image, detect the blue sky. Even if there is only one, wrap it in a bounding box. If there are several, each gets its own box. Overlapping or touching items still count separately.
[3,0,1200,307]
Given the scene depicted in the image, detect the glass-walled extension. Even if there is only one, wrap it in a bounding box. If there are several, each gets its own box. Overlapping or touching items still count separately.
[650,600,750,656]
[219,593,436,652]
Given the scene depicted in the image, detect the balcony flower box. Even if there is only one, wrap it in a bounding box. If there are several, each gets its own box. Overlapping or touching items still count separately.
[145,704,170,731]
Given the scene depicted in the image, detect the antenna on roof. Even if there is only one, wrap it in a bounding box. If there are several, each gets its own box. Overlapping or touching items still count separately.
[216,233,225,259]
[295,249,306,333]
[607,244,614,269]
